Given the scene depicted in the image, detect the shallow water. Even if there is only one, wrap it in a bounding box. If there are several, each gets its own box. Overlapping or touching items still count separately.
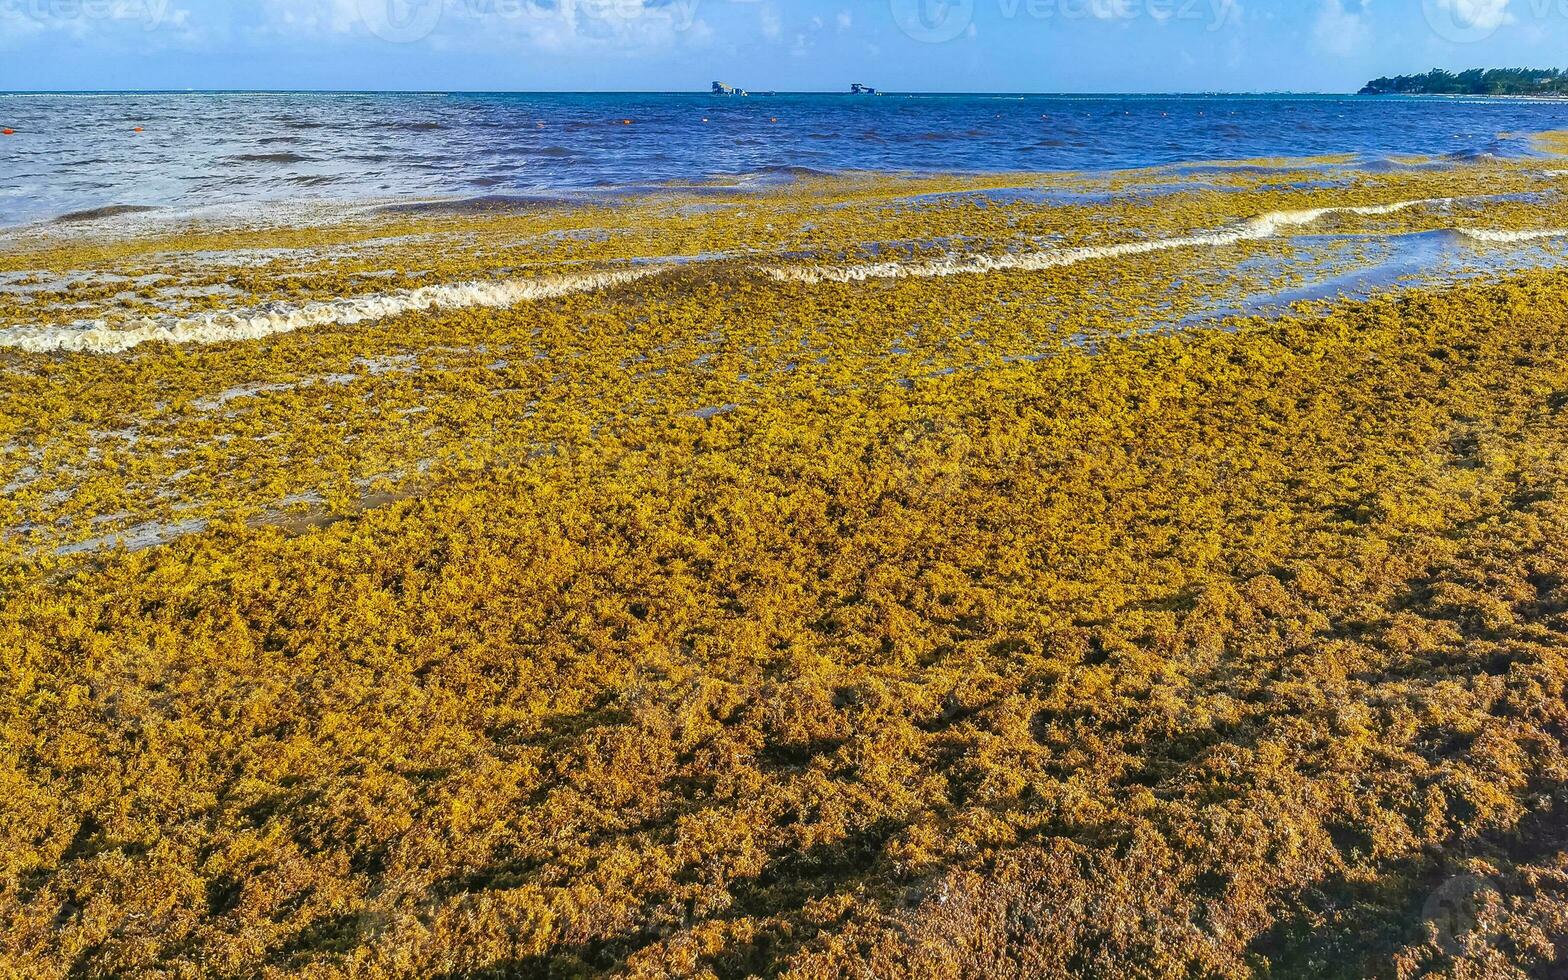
[1183,229,1568,324]
[6,92,1568,226]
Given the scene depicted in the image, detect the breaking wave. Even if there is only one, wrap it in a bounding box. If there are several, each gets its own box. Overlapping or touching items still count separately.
[0,268,661,355]
[1453,227,1568,244]
[8,197,1567,356]
[765,199,1452,284]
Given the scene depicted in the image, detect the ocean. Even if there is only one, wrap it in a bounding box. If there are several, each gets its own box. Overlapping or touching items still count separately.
[6,91,1568,225]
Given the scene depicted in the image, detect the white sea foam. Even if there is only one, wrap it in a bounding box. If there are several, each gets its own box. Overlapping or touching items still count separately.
[1453,227,1568,243]
[0,268,661,355]
[765,199,1453,284]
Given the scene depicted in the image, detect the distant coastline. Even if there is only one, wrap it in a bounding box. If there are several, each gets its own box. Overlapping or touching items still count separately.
[1360,67,1568,97]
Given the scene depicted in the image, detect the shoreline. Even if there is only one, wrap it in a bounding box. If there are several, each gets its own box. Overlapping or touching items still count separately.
[2,143,1552,237]
[5,252,1568,975]
[4,136,1568,977]
[1,152,1566,567]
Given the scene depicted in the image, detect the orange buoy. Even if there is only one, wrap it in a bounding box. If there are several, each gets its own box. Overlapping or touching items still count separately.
[133,127,144,132]
[770,117,778,123]
[1,129,13,136]
[622,119,633,125]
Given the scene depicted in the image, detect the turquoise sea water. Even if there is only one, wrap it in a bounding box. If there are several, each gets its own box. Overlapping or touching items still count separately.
[4,91,1568,225]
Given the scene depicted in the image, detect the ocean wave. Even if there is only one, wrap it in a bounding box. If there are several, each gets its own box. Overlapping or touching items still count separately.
[1453,227,1568,243]
[0,268,661,355]
[765,199,1451,284]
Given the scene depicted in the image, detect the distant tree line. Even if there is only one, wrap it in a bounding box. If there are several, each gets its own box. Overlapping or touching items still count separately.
[1360,67,1568,95]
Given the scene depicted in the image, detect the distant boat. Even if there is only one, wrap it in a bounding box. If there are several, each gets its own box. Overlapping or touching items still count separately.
[712,81,749,97]
[849,83,880,96]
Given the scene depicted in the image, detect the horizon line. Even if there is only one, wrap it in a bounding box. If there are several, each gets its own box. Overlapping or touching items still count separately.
[0,87,1380,97]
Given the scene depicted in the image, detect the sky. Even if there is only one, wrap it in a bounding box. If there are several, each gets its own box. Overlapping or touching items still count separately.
[0,0,1564,93]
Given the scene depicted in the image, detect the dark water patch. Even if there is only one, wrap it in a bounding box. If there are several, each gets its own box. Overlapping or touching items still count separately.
[228,152,313,164]
[53,204,158,224]
[1444,133,1540,162]
[1446,149,1507,164]
[729,165,837,186]
[1174,162,1315,176]
[376,193,588,216]
[1360,156,1449,173]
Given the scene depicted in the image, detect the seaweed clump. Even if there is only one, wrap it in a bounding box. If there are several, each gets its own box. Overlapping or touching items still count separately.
[0,163,1567,977]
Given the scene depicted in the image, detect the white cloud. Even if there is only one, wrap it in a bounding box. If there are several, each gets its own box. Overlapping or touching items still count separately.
[0,5,47,41]
[259,0,359,35]
[759,5,781,40]
[1313,0,1372,56]
[253,0,707,52]
[836,8,852,31]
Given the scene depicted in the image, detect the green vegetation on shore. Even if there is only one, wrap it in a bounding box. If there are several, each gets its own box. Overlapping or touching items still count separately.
[1360,67,1568,96]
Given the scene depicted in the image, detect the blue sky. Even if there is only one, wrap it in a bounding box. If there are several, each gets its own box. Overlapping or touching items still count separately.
[0,0,1561,92]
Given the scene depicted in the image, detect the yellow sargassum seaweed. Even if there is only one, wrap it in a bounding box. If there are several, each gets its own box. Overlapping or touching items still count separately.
[1,165,1567,977]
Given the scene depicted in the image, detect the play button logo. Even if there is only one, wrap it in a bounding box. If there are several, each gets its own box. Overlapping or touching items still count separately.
[358,0,445,43]
[891,0,976,43]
